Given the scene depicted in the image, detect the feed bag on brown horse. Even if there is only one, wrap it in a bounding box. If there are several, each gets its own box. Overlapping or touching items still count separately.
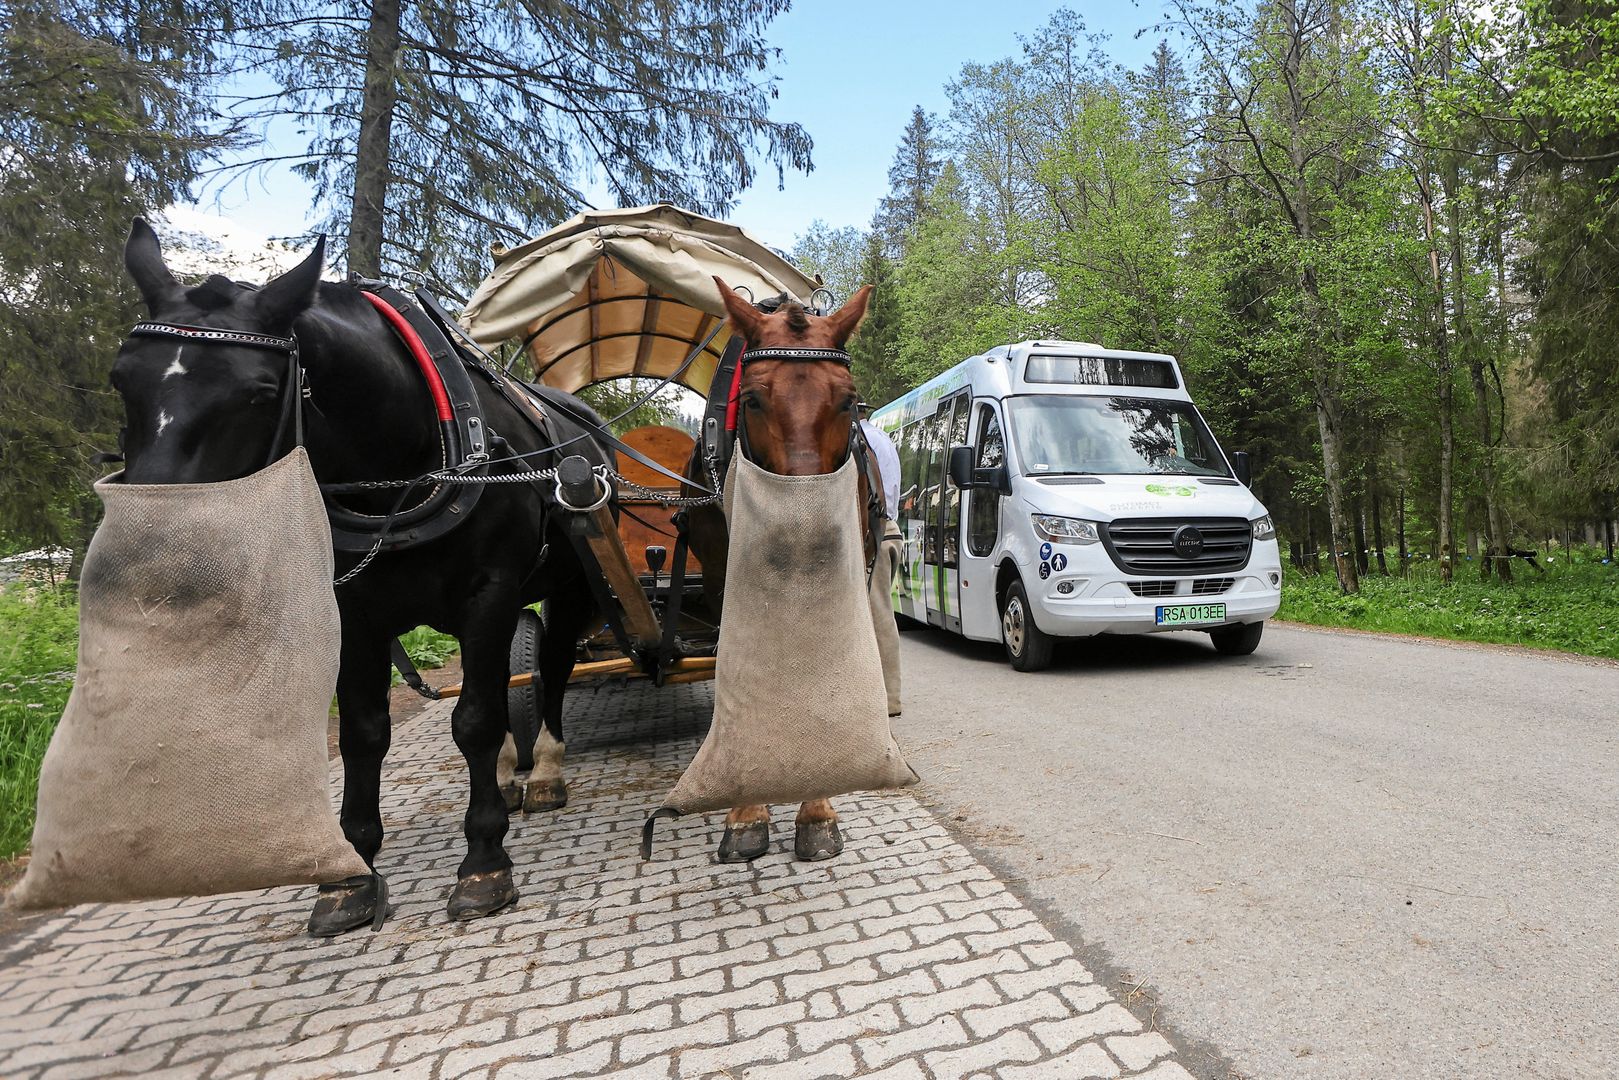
[8,449,368,909]
[643,454,917,855]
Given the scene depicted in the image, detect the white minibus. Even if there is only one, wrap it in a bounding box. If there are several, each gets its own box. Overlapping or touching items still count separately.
[870,341,1282,671]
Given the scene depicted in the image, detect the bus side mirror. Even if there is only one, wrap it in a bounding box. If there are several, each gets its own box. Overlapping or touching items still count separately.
[948,445,975,488]
[1231,451,1252,487]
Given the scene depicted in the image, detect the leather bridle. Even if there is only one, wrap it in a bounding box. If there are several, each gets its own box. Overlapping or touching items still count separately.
[730,345,887,575]
[127,322,306,470]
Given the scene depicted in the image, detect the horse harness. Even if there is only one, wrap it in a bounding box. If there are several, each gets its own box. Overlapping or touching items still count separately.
[696,340,888,579]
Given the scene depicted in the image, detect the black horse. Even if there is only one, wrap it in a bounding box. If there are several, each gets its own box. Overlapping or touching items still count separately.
[113,220,611,934]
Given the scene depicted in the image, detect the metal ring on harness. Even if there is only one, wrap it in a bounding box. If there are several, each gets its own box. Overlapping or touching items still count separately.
[554,469,613,513]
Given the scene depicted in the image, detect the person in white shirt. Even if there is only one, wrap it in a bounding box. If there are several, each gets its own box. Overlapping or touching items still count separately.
[859,417,904,716]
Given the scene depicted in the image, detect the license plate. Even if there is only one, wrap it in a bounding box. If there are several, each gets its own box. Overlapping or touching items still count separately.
[1155,603,1226,625]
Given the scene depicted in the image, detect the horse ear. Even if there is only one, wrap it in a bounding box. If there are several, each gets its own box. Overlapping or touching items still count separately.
[253,236,326,331]
[125,218,179,313]
[713,276,762,342]
[822,285,873,347]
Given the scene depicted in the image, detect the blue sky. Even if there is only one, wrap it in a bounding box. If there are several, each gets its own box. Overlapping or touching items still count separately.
[188,1,1167,259]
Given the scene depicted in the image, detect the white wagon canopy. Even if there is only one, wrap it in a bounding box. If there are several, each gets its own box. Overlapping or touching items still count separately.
[460,203,822,396]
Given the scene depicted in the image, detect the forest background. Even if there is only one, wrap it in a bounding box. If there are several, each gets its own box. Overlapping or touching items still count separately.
[3,0,1618,589]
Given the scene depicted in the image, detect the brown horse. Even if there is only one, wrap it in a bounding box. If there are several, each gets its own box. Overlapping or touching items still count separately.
[684,277,875,863]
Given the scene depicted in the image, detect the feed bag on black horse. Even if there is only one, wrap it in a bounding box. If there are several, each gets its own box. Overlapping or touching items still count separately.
[9,448,368,909]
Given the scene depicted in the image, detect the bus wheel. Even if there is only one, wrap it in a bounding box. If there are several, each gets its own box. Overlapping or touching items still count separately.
[1210,620,1264,656]
[1001,580,1054,672]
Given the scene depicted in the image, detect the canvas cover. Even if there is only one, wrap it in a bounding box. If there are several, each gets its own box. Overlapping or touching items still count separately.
[8,449,368,909]
[645,456,916,835]
[459,204,822,396]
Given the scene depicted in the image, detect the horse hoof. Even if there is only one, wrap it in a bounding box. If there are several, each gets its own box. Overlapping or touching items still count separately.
[308,874,385,937]
[795,819,844,862]
[522,777,568,814]
[501,781,524,812]
[717,821,769,863]
[447,869,518,921]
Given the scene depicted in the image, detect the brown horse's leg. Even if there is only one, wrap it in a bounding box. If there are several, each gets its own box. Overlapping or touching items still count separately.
[795,799,843,862]
[719,804,771,863]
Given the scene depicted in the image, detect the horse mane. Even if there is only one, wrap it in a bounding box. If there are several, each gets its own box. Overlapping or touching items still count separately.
[781,301,810,333]
[185,274,249,311]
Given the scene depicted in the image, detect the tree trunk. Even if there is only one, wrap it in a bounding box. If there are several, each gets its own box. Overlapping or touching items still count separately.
[1444,152,1510,584]
[1371,475,1388,575]
[1436,328,1455,583]
[1314,380,1359,594]
[347,0,402,277]
[1397,487,1408,576]
[1353,498,1369,576]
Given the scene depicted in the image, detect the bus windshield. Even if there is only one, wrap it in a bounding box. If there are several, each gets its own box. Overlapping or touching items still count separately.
[1007,395,1231,478]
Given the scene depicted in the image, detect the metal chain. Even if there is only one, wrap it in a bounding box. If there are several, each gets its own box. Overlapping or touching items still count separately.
[332,454,722,586]
[603,455,725,508]
[328,457,725,505]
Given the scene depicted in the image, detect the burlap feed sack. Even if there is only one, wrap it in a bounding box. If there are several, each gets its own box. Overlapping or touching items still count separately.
[8,449,368,909]
[869,519,904,717]
[650,455,917,826]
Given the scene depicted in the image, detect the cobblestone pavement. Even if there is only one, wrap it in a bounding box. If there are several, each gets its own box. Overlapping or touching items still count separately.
[1,680,1197,1079]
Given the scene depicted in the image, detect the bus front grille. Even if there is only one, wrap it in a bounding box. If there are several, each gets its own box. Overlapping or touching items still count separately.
[1101,518,1253,575]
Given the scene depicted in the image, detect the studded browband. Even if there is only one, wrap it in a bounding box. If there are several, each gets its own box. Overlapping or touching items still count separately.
[741,347,852,367]
[129,322,297,353]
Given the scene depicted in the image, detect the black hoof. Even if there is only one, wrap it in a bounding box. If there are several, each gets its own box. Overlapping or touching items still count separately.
[522,777,568,814]
[447,868,518,922]
[501,781,524,812]
[717,820,770,863]
[308,874,388,937]
[795,819,844,862]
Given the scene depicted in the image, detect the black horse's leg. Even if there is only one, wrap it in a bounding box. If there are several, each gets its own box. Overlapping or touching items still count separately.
[446,588,521,921]
[523,584,591,813]
[309,629,392,937]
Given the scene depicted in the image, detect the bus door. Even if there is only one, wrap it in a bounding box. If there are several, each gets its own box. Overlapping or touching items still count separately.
[923,391,971,630]
[957,400,1007,639]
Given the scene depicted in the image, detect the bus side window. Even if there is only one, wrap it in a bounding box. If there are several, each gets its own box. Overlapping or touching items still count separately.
[967,405,1003,558]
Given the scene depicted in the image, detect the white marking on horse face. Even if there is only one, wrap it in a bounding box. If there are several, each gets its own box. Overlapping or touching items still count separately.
[162,347,186,379]
[531,726,566,781]
[156,410,173,438]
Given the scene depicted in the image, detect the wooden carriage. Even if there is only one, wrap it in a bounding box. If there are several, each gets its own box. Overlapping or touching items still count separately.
[443,205,823,717]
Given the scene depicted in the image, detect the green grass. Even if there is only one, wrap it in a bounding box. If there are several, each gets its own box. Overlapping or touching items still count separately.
[1,584,80,858]
[1278,549,1619,660]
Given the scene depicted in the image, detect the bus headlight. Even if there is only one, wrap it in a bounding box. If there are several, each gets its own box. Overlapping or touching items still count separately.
[1251,514,1276,541]
[1032,515,1100,544]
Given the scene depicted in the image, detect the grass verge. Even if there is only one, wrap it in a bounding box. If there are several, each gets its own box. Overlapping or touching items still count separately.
[1,585,78,858]
[1277,549,1619,660]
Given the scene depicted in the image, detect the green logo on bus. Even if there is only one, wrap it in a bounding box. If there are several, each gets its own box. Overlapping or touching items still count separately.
[1146,483,1197,497]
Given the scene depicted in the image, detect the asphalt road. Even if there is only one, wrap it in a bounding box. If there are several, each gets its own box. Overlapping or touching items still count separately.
[890,621,1619,1080]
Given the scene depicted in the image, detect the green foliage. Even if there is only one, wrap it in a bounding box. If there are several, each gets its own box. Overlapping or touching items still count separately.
[243,0,812,289]
[0,0,235,552]
[1278,552,1619,659]
[0,584,80,858]
[573,379,686,438]
[396,624,458,672]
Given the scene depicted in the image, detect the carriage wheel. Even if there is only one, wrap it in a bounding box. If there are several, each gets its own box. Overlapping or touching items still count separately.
[506,608,543,771]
